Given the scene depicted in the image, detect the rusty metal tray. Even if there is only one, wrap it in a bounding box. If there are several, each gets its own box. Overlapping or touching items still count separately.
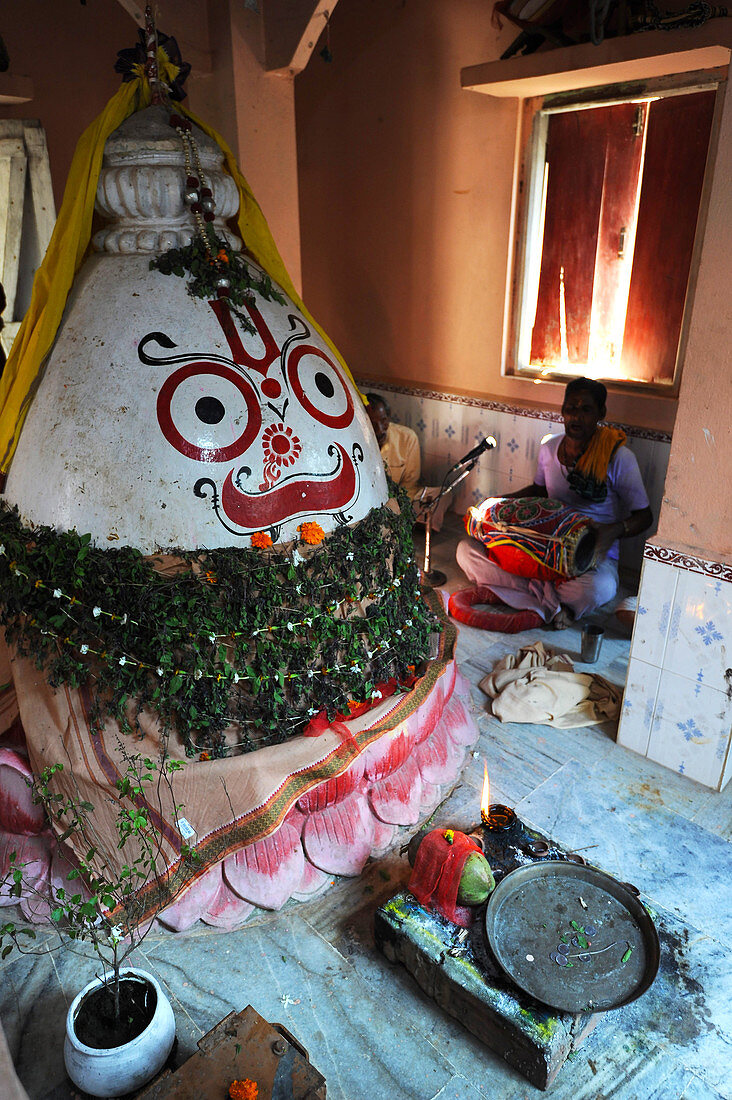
[136,1005,326,1099]
[484,860,660,1013]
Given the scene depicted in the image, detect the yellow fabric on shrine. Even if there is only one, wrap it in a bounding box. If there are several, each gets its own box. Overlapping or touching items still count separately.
[575,425,627,482]
[0,79,140,473]
[0,53,361,478]
[178,103,361,401]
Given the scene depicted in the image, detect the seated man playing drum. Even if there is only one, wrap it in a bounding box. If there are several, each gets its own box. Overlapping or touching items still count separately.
[456,378,652,629]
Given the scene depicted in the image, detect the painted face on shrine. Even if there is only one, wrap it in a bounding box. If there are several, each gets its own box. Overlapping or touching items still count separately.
[3,255,388,553]
[150,263,387,542]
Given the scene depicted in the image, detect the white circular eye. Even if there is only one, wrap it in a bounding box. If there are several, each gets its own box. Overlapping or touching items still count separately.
[286,344,354,428]
[157,362,261,462]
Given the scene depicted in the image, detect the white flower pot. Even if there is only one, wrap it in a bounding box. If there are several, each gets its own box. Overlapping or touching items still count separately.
[64,967,175,1098]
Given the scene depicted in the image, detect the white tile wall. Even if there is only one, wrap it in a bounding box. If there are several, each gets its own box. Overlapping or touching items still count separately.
[663,569,732,693]
[647,669,732,789]
[630,557,678,667]
[618,552,732,791]
[620,656,661,756]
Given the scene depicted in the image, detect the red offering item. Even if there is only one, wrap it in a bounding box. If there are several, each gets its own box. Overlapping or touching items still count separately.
[408,828,483,927]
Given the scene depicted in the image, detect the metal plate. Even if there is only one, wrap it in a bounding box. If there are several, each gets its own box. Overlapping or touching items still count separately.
[484,861,660,1013]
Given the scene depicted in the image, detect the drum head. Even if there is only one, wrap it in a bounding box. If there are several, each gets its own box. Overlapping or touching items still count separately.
[573,527,597,574]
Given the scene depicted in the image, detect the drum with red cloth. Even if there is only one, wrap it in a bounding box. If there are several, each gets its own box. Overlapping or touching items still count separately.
[464,496,597,583]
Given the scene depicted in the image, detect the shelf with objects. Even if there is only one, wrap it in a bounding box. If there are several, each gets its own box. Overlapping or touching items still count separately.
[462,19,732,98]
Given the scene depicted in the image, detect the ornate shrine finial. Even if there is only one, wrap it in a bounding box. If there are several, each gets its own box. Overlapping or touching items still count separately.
[114,10,191,102]
[143,4,164,105]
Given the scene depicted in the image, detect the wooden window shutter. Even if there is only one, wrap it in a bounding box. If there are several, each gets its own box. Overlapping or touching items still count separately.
[620,89,716,383]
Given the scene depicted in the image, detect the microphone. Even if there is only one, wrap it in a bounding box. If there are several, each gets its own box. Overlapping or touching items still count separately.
[457,435,496,466]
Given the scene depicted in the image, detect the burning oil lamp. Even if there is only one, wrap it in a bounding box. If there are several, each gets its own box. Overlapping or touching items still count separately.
[479,763,521,839]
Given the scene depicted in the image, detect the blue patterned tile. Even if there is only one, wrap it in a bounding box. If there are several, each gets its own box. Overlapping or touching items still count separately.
[618,657,659,757]
[695,620,724,646]
[631,558,677,667]
[664,571,732,693]
[648,669,732,789]
[678,717,704,742]
[669,603,682,641]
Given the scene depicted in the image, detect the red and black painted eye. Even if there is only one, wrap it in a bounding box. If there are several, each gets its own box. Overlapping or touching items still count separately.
[286,345,354,429]
[157,362,262,462]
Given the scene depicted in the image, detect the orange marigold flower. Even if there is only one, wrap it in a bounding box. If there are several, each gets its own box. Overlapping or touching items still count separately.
[251,531,273,550]
[298,521,325,545]
[217,249,230,263]
[200,752,211,761]
[229,1080,258,1100]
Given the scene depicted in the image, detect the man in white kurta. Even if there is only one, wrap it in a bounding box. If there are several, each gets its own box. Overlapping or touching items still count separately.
[456,378,652,628]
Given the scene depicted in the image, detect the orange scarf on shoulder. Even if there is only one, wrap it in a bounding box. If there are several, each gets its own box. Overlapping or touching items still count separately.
[568,426,626,501]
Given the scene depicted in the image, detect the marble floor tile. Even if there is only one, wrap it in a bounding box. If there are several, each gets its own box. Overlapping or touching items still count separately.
[516,759,732,946]
[144,913,464,1100]
[619,901,732,1098]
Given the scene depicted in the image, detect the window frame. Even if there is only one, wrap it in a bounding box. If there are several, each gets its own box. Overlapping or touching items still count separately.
[505,69,726,396]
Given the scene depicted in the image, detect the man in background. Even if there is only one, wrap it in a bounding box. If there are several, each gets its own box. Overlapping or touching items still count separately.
[366,392,449,530]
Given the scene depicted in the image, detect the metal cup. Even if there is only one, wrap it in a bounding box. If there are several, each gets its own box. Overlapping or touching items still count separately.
[580,624,604,663]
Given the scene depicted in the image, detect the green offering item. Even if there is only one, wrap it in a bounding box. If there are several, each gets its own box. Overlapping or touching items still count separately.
[456,851,496,906]
[406,828,496,908]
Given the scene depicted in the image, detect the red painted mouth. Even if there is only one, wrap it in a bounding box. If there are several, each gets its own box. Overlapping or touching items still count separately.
[220,443,356,529]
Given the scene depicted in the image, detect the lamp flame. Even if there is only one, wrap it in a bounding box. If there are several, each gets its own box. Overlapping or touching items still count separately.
[480,762,490,825]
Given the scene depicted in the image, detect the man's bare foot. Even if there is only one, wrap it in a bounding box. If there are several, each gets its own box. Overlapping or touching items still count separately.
[550,607,573,630]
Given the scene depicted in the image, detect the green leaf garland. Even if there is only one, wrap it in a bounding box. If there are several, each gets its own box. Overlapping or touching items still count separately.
[149,228,285,334]
[0,489,441,757]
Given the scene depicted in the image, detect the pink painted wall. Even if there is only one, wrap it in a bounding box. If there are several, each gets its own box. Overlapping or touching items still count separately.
[294,0,681,432]
[0,0,134,199]
[654,81,732,565]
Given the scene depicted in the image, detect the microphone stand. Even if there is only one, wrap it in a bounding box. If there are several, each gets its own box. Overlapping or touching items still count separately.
[421,437,496,587]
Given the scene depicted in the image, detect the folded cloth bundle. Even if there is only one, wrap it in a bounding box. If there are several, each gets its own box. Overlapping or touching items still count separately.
[479,641,621,728]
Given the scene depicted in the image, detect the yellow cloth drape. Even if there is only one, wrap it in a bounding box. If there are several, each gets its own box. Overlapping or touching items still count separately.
[575,426,626,483]
[0,77,146,476]
[0,53,360,480]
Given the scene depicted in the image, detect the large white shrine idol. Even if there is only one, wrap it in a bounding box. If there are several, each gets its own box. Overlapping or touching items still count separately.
[0,84,478,936]
[4,106,387,552]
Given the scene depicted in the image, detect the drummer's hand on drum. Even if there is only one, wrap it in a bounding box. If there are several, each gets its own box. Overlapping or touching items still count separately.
[590,520,625,559]
[591,507,653,559]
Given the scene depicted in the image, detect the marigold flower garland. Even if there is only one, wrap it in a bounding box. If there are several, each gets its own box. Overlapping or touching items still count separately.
[298,521,325,545]
[250,531,273,549]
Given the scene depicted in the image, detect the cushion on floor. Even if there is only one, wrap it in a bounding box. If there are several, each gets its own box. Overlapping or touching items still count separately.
[448,585,543,633]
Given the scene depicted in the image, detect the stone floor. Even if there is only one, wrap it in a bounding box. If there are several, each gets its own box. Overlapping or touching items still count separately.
[2,514,732,1100]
